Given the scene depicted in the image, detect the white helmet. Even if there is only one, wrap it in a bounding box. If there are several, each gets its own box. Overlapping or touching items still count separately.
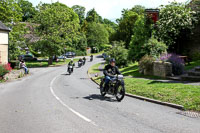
[71,59,73,61]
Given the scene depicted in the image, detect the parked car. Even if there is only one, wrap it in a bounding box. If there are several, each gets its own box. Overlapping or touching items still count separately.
[65,52,76,58]
[102,53,109,60]
[18,55,37,61]
[57,55,66,59]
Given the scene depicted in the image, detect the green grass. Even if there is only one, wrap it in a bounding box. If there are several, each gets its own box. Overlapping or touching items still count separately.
[120,63,165,79]
[125,78,200,111]
[185,60,200,71]
[26,59,79,68]
[88,63,103,74]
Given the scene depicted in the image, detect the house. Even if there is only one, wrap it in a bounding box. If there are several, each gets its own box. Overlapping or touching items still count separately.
[0,21,10,64]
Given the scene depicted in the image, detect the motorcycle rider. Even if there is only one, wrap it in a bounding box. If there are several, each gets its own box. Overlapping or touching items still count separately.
[90,55,93,61]
[83,57,86,65]
[103,58,121,91]
[78,58,83,67]
[68,59,74,72]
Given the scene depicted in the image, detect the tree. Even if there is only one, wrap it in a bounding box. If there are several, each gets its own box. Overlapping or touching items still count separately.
[116,10,139,48]
[8,23,28,60]
[86,22,109,50]
[86,8,103,23]
[128,15,152,61]
[17,0,37,22]
[33,2,80,65]
[0,0,22,23]
[72,5,86,24]
[154,2,198,53]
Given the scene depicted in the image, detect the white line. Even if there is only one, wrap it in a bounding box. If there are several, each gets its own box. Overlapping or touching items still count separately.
[50,76,97,126]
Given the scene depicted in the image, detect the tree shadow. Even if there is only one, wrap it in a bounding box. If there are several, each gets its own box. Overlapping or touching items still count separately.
[147,80,190,84]
[83,94,118,102]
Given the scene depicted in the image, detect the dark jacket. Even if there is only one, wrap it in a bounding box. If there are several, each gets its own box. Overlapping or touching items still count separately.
[103,64,121,78]
[68,61,74,66]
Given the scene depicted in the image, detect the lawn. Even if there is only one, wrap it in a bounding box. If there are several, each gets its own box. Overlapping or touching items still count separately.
[88,63,104,74]
[125,78,200,111]
[185,60,200,71]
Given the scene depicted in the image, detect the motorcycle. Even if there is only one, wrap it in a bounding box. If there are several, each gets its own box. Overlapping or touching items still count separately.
[78,61,82,67]
[90,57,93,62]
[68,65,73,75]
[83,59,86,65]
[100,75,125,102]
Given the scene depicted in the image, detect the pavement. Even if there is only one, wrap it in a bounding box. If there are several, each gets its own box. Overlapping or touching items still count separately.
[0,56,200,133]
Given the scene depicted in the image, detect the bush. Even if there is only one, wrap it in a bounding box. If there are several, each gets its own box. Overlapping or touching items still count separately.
[106,45,129,68]
[139,55,155,74]
[143,37,168,58]
[0,63,12,77]
[190,51,200,61]
[160,53,184,75]
[128,15,152,61]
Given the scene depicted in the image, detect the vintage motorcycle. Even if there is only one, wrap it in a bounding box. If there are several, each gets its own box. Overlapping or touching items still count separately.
[68,65,73,75]
[100,75,125,102]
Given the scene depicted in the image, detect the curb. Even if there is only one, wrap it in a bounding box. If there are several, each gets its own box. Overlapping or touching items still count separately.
[87,68,184,110]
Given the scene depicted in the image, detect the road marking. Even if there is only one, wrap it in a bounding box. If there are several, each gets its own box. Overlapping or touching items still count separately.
[50,75,97,126]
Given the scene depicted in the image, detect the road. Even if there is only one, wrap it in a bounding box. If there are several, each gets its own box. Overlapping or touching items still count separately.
[0,56,200,133]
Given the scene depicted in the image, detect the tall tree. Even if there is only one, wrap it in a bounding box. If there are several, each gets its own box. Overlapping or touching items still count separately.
[72,5,85,24]
[33,2,80,65]
[86,22,109,49]
[0,0,22,23]
[17,0,37,22]
[86,8,103,23]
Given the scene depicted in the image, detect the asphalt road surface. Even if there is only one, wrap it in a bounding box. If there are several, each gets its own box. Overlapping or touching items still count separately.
[0,56,200,133]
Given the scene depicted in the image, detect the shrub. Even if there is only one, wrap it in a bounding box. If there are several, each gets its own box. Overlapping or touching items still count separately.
[106,45,129,68]
[139,55,155,74]
[0,63,12,77]
[128,15,153,61]
[160,53,184,75]
[190,51,200,61]
[143,36,168,58]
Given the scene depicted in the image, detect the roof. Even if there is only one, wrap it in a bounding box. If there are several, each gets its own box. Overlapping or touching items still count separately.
[0,21,10,32]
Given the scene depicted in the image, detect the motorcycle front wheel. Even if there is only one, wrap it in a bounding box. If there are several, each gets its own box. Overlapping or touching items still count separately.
[100,80,106,97]
[115,85,125,102]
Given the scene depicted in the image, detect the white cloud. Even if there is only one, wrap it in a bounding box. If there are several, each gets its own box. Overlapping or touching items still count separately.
[30,0,189,20]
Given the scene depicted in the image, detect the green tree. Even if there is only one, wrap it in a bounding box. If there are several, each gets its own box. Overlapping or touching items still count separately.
[8,23,28,60]
[128,15,152,61]
[86,22,109,50]
[72,5,86,24]
[86,8,103,23]
[0,0,22,23]
[116,10,139,48]
[33,2,80,65]
[17,0,37,22]
[154,2,197,53]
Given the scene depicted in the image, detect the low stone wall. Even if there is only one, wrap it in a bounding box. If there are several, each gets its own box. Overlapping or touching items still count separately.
[3,69,25,80]
[142,61,172,77]
[153,61,172,77]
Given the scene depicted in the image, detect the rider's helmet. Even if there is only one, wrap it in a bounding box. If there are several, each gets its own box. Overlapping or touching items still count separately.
[71,59,73,61]
[110,58,116,63]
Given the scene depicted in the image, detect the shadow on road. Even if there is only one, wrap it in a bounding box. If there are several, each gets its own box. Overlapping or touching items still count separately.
[83,94,118,102]
[61,73,70,76]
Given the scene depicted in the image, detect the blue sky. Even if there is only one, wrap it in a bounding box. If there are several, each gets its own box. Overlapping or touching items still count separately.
[29,0,189,21]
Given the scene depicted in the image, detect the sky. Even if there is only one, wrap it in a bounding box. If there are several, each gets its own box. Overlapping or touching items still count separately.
[29,0,189,21]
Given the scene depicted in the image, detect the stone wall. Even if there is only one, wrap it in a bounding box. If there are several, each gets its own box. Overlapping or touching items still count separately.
[153,61,172,77]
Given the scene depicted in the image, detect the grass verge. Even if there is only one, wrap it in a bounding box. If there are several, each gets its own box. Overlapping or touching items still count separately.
[88,62,200,111]
[185,60,200,71]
